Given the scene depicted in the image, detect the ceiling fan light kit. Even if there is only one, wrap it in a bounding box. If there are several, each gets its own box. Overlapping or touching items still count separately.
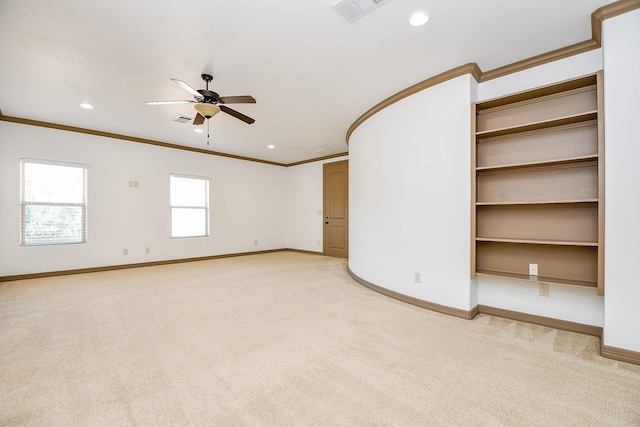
[194,103,221,119]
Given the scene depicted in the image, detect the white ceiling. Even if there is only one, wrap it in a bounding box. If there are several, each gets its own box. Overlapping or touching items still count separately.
[0,0,611,164]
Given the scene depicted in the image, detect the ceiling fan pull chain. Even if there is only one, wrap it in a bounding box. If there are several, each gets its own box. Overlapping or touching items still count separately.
[207,120,210,145]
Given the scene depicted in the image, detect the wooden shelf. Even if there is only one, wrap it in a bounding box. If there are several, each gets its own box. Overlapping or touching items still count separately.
[472,73,604,294]
[476,111,597,139]
[476,120,598,171]
[476,75,597,111]
[476,154,598,172]
[476,237,598,247]
[476,269,597,289]
[476,199,598,206]
[477,162,598,204]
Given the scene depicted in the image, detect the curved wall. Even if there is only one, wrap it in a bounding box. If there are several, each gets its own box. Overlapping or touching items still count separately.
[349,74,476,312]
[349,51,607,322]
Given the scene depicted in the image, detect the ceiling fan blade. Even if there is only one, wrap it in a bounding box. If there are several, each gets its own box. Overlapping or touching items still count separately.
[220,105,255,124]
[145,100,195,105]
[218,95,256,104]
[193,113,205,125]
[170,78,203,99]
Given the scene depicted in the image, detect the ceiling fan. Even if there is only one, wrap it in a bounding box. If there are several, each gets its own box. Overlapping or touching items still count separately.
[145,73,256,144]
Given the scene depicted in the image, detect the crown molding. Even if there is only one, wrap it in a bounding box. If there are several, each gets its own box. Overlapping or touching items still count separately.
[346,63,481,143]
[592,0,640,44]
[286,152,349,167]
[0,112,348,167]
[346,0,640,144]
[480,0,640,82]
[478,39,600,83]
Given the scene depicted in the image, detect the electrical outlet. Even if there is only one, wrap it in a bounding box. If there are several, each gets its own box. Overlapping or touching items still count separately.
[254,240,258,245]
[145,247,150,254]
[529,263,538,276]
[123,248,128,255]
[414,272,421,283]
[317,240,320,245]
[539,283,549,297]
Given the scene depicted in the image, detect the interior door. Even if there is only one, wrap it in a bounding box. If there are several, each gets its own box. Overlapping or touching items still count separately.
[323,160,348,258]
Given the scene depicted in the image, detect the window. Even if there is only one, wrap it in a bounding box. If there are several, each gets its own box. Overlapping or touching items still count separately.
[170,174,209,238]
[21,159,88,246]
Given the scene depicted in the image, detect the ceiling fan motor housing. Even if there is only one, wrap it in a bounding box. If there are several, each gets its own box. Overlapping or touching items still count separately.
[197,89,221,103]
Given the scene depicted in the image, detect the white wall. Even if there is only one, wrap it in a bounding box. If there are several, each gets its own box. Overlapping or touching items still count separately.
[284,155,348,253]
[0,121,287,276]
[475,48,605,327]
[602,9,640,352]
[349,75,476,312]
[478,49,603,101]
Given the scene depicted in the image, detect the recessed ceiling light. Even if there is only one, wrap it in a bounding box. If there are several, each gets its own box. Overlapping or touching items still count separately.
[80,103,94,109]
[267,145,275,149]
[194,129,203,133]
[409,11,429,27]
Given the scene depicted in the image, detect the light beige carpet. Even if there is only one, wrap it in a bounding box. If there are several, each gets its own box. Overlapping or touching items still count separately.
[1,252,639,426]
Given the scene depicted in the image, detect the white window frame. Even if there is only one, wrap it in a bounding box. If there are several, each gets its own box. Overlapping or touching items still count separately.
[20,158,89,246]
[170,173,210,238]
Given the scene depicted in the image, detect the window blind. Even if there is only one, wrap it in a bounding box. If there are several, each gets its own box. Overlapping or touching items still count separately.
[20,159,89,246]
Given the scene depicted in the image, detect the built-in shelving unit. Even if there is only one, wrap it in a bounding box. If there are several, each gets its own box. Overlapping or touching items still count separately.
[471,73,604,295]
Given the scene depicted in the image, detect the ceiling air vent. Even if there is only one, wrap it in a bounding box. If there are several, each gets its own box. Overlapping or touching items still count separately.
[332,0,389,22]
[173,114,193,124]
